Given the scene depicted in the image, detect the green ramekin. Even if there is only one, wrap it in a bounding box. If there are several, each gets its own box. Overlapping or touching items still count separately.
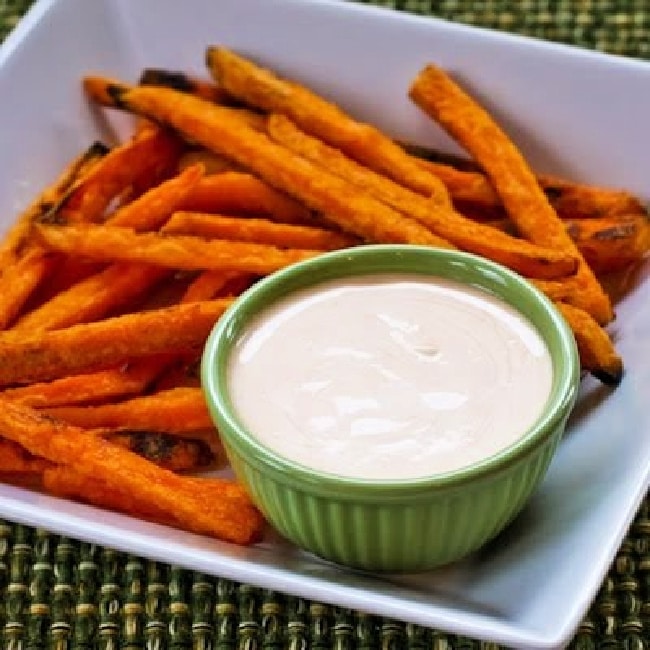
[201,245,580,572]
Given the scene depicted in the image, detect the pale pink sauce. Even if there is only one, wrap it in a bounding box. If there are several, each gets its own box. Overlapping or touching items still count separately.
[227,274,553,479]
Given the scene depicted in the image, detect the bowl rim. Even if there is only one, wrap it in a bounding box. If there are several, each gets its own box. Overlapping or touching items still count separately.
[201,244,580,498]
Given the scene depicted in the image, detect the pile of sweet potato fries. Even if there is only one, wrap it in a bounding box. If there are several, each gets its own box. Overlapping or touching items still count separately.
[0,47,646,545]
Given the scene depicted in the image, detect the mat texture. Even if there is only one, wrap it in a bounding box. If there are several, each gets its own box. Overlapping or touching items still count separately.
[0,0,648,647]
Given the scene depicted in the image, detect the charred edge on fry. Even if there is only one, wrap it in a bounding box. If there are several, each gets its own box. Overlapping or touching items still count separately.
[591,366,624,386]
[139,69,195,92]
[106,84,130,109]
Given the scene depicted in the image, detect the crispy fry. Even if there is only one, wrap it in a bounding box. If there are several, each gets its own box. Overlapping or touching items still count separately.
[415,157,647,220]
[409,64,613,324]
[0,299,233,386]
[106,163,204,231]
[0,398,263,543]
[205,47,452,206]
[83,79,451,248]
[108,432,213,472]
[563,213,650,274]
[178,149,242,175]
[0,249,58,330]
[42,465,180,526]
[530,277,584,303]
[474,213,650,276]
[538,173,647,220]
[163,211,359,251]
[13,262,168,332]
[180,172,315,224]
[268,114,579,280]
[0,142,108,267]
[0,439,51,474]
[55,125,184,223]
[182,270,250,303]
[1,356,176,407]
[42,465,253,529]
[555,302,623,385]
[33,223,320,274]
[139,68,230,103]
[42,387,213,433]
[16,166,205,332]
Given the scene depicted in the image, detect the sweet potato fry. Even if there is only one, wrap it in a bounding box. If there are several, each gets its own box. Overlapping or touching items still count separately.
[179,172,314,224]
[205,47,452,206]
[0,249,58,330]
[530,278,584,304]
[268,114,578,280]
[139,68,230,103]
[42,465,253,529]
[1,356,177,407]
[42,465,179,527]
[16,166,205,332]
[55,125,184,223]
[0,299,233,386]
[409,64,613,324]
[178,149,242,175]
[555,302,623,385]
[83,79,451,248]
[182,270,251,303]
[0,142,107,267]
[163,211,359,251]
[108,432,213,472]
[106,163,204,231]
[563,213,650,274]
[415,157,647,220]
[0,439,51,474]
[33,223,320,274]
[12,262,168,332]
[42,387,213,433]
[0,398,263,543]
[538,173,647,220]
[472,213,650,276]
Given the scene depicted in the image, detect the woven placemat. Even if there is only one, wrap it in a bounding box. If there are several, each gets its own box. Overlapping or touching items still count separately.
[0,1,649,647]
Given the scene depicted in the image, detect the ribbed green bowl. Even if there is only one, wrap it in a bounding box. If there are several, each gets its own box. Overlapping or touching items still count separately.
[201,245,580,572]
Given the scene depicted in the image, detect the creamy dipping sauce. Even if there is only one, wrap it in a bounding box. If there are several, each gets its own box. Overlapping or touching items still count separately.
[227,274,553,480]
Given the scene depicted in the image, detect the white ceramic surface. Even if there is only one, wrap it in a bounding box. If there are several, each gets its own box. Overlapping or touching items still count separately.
[0,1,648,648]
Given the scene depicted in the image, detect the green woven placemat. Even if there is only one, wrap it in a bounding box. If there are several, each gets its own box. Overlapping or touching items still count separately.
[0,1,649,648]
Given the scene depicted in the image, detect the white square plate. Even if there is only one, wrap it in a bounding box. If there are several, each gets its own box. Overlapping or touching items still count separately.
[0,1,649,648]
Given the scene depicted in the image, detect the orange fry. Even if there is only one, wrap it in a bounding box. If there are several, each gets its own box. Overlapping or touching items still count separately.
[409,64,613,325]
[555,302,623,385]
[139,68,231,103]
[42,465,253,529]
[563,213,650,275]
[415,157,647,220]
[268,114,578,280]
[178,149,242,175]
[0,438,51,474]
[179,172,314,224]
[33,223,320,274]
[0,299,233,386]
[42,387,213,433]
[163,211,359,251]
[56,124,184,223]
[83,79,451,248]
[106,163,204,231]
[107,432,214,472]
[0,142,107,268]
[13,262,168,332]
[182,270,252,303]
[1,356,177,408]
[0,398,263,544]
[205,47,451,206]
[0,249,58,330]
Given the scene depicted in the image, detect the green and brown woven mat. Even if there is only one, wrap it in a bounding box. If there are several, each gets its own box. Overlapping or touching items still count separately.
[0,1,649,648]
